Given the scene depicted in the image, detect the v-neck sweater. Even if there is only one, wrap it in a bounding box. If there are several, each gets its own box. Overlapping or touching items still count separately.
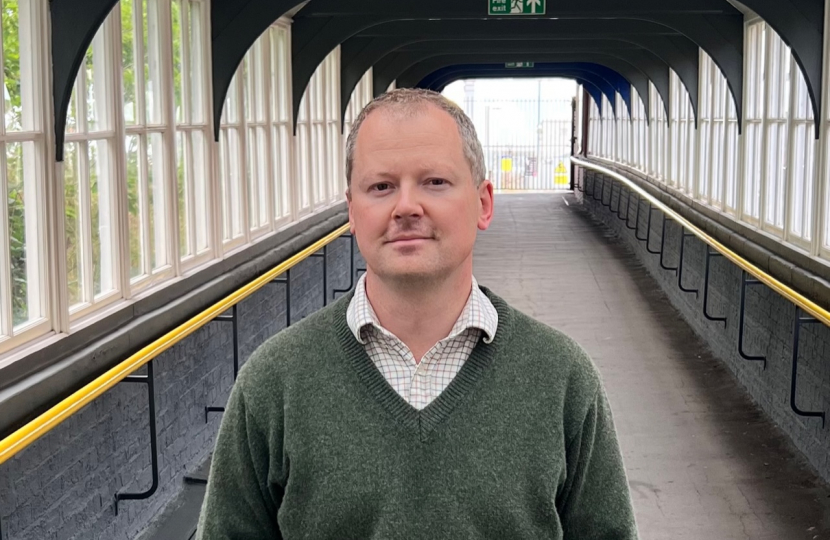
[196,286,638,540]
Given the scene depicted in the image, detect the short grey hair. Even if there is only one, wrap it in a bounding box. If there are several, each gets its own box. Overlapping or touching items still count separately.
[345,88,486,189]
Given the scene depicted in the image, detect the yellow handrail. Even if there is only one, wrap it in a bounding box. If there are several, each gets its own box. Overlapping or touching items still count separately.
[0,223,352,466]
[571,156,830,328]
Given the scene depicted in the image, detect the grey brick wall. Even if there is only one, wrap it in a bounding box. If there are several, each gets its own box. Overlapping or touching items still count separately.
[0,233,362,540]
[580,170,830,483]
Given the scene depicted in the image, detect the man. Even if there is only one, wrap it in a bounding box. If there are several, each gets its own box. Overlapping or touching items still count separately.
[197,88,638,539]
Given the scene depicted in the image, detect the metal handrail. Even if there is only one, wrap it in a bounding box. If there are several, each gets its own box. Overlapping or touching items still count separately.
[0,223,352,466]
[571,156,830,327]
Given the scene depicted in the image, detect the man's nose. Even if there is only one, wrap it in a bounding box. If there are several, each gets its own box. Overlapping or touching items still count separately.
[392,184,424,219]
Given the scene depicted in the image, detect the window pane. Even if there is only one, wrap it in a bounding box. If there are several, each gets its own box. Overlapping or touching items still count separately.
[64,142,83,305]
[246,126,256,229]
[192,129,208,252]
[711,122,723,205]
[89,139,114,296]
[7,141,26,324]
[243,56,251,123]
[66,86,78,134]
[313,123,325,204]
[225,74,239,125]
[83,46,100,132]
[122,0,137,125]
[189,0,204,124]
[272,125,287,219]
[744,123,762,219]
[257,126,268,225]
[765,122,787,229]
[726,122,739,210]
[222,128,243,239]
[148,131,167,269]
[176,130,189,257]
[297,123,310,210]
[144,0,163,125]
[172,0,185,124]
[126,134,143,277]
[3,0,22,132]
[790,125,814,241]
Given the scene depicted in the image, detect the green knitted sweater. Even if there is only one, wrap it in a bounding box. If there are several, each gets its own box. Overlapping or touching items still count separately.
[196,287,638,539]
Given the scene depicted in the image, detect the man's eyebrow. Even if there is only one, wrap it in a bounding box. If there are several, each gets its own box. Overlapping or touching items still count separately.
[358,171,398,183]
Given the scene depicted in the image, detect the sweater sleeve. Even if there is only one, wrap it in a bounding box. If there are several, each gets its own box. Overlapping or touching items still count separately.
[195,374,283,540]
[557,384,639,540]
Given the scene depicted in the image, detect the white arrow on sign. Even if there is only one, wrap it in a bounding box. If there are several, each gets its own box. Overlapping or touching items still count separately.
[527,0,541,13]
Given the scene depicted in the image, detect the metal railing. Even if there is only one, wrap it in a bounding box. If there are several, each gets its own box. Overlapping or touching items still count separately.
[0,223,363,524]
[573,156,830,428]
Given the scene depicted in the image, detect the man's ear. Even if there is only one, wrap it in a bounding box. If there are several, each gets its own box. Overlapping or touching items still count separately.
[347,187,356,234]
[477,180,494,231]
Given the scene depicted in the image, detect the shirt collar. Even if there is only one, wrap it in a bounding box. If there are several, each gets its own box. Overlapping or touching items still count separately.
[346,273,498,345]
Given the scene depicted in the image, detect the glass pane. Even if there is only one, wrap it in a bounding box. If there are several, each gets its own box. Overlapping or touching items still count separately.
[219,132,230,241]
[84,46,99,132]
[66,86,78,134]
[7,141,27,324]
[254,39,267,124]
[270,27,281,122]
[126,134,143,277]
[227,128,242,238]
[246,127,255,229]
[790,125,814,241]
[297,124,310,209]
[225,73,239,125]
[192,130,208,252]
[726,122,739,210]
[257,126,268,225]
[3,0,22,132]
[89,139,114,296]
[743,123,761,218]
[122,0,137,125]
[313,123,325,203]
[272,125,282,218]
[172,0,185,124]
[64,142,83,305]
[144,0,164,124]
[764,122,787,230]
[148,131,167,269]
[711,123,723,205]
[189,0,204,124]
[243,55,251,123]
[176,131,189,258]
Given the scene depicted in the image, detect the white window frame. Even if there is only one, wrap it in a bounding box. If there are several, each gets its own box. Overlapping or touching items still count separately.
[649,83,668,182]
[174,0,216,273]
[62,11,125,322]
[0,0,54,355]
[120,0,179,295]
[819,0,830,260]
[269,21,294,229]
[296,47,343,216]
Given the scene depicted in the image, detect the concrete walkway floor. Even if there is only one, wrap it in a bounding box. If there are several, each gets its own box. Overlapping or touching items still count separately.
[473,193,830,540]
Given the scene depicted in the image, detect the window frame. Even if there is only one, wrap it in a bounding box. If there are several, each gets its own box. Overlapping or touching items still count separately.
[174,0,216,273]
[0,0,55,355]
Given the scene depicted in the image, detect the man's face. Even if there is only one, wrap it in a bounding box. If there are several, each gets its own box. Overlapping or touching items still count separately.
[347,104,494,285]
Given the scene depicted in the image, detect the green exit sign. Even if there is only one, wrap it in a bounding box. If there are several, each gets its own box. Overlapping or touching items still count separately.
[506,62,535,68]
[489,0,546,15]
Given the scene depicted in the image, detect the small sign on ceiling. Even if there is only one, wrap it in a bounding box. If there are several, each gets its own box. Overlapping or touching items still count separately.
[505,62,535,68]
[489,0,545,15]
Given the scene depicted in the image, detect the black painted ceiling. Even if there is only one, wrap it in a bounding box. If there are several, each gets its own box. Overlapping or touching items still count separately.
[49,0,825,159]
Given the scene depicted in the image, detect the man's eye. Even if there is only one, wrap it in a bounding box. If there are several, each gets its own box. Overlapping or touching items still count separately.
[429,178,447,186]
[372,183,391,191]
